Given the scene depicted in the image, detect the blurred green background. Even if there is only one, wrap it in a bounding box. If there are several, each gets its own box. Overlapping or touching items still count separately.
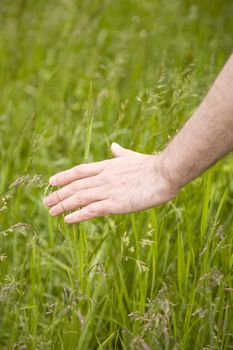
[0,0,233,349]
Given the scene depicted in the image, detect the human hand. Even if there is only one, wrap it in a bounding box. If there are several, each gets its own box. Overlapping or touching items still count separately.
[43,142,179,223]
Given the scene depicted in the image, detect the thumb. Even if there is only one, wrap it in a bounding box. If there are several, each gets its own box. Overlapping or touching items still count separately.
[111,142,139,158]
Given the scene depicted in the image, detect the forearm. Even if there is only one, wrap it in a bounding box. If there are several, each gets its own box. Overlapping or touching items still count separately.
[162,54,233,190]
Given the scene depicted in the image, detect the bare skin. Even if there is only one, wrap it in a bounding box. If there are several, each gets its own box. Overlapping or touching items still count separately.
[43,54,233,224]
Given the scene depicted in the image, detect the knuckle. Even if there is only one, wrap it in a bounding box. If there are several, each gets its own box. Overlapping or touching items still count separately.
[57,202,65,213]
[71,181,79,192]
[75,195,85,205]
[87,205,108,217]
[100,207,109,216]
[87,206,98,216]
[51,190,60,203]
[59,172,69,182]
[75,164,85,173]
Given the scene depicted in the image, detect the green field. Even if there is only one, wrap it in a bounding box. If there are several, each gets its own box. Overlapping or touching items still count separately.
[1,0,233,349]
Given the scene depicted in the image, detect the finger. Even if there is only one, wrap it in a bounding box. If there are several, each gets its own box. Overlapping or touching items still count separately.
[111,142,141,158]
[48,188,107,216]
[64,199,112,223]
[43,175,101,207]
[49,161,104,186]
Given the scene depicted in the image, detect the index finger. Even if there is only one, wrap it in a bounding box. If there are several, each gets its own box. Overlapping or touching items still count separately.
[49,161,104,186]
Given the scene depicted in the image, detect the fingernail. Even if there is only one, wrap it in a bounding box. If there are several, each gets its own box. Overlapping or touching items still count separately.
[65,214,73,223]
[49,175,57,185]
[49,207,57,216]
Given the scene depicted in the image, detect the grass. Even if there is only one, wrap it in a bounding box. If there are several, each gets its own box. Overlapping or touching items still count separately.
[0,0,233,349]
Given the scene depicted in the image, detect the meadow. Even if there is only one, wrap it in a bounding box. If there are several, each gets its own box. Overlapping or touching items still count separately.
[0,0,233,349]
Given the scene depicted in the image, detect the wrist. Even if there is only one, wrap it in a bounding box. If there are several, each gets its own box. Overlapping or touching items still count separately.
[158,148,188,192]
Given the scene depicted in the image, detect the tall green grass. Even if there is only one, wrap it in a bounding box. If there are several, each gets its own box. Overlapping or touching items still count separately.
[0,0,233,348]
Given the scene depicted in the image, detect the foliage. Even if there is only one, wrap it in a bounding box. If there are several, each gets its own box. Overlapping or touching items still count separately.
[0,0,233,349]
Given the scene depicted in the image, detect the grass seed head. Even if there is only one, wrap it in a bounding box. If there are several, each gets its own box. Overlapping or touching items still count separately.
[9,174,45,189]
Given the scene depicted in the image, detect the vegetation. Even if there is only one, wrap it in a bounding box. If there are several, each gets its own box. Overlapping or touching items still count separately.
[0,0,233,348]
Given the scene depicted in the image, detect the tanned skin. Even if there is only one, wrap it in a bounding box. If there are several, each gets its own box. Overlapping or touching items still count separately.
[43,54,233,224]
